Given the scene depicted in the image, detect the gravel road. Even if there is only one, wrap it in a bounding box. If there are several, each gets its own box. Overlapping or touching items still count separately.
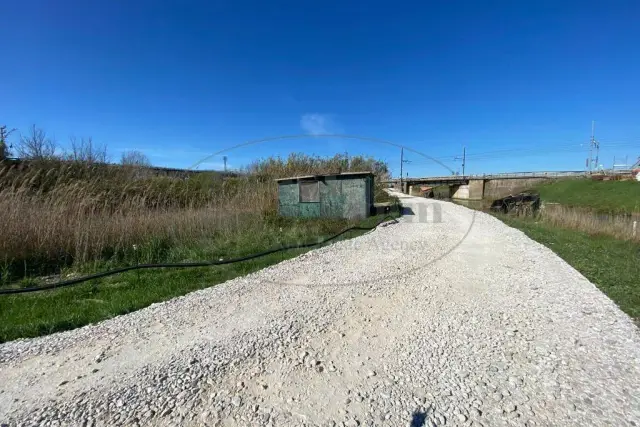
[1,194,639,427]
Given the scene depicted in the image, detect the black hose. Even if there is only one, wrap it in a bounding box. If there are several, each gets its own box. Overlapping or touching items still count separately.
[0,215,399,295]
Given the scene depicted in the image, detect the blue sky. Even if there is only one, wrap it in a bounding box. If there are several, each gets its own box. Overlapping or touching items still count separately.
[2,0,640,176]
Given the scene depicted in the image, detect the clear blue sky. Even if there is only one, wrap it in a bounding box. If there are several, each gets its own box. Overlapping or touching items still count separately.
[3,0,640,176]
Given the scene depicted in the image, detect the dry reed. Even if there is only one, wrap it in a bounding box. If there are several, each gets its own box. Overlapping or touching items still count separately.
[539,203,640,242]
[0,154,389,275]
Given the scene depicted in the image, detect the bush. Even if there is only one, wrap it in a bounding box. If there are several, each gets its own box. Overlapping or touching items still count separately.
[0,153,390,281]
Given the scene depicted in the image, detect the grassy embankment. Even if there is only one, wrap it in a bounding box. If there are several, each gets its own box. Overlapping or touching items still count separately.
[493,178,640,322]
[534,179,640,242]
[536,179,640,214]
[0,154,399,342]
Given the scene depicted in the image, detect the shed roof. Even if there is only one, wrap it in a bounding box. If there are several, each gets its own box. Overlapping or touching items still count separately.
[275,171,374,182]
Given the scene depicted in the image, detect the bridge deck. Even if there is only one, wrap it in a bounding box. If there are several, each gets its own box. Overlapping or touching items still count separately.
[384,170,632,184]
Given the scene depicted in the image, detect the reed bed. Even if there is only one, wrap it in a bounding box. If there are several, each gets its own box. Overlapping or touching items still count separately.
[0,154,389,280]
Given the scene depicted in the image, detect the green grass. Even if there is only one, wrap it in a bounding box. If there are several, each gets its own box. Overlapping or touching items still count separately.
[534,179,640,214]
[497,215,640,321]
[0,212,399,343]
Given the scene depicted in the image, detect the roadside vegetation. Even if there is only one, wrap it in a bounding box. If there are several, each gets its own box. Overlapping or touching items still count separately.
[532,179,640,243]
[0,125,398,342]
[535,179,640,214]
[0,214,394,342]
[491,177,640,323]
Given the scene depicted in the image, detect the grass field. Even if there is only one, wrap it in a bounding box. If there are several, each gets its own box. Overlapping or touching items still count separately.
[497,215,640,322]
[0,212,398,343]
[524,178,640,242]
[0,149,397,342]
[535,179,640,214]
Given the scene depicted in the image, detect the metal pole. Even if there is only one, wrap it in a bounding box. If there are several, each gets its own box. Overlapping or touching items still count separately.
[462,146,466,176]
[400,147,404,193]
[589,120,596,172]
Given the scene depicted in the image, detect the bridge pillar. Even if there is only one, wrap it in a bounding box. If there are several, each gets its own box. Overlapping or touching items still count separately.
[451,184,469,199]
[468,179,485,200]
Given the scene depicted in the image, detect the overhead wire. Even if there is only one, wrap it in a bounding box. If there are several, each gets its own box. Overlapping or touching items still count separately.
[408,141,640,165]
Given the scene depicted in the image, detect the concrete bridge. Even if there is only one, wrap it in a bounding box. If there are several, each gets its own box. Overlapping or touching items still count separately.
[384,170,605,200]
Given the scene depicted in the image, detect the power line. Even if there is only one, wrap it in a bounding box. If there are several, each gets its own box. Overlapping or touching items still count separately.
[447,143,587,159]
[440,140,638,160]
[409,141,639,165]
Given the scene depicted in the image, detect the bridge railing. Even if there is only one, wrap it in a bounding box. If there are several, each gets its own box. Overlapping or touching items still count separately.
[385,169,634,183]
[467,170,587,179]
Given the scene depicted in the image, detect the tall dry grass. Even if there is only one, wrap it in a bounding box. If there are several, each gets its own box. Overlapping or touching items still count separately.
[0,162,271,271]
[245,153,391,201]
[539,203,640,242]
[0,154,389,277]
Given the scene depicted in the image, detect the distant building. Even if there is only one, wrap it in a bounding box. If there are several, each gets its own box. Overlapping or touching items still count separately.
[276,172,374,219]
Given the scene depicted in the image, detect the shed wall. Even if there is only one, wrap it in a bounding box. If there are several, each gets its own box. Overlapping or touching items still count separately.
[319,177,344,217]
[341,176,368,219]
[277,175,373,219]
[278,182,300,217]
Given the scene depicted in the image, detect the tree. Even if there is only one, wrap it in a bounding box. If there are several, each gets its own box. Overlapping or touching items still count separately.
[120,150,151,167]
[0,125,15,160]
[17,125,57,160]
[65,136,109,164]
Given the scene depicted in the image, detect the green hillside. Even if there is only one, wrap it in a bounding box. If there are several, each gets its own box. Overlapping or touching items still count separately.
[535,179,640,214]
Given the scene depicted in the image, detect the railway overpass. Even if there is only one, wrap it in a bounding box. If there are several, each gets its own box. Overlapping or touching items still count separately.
[383,170,632,200]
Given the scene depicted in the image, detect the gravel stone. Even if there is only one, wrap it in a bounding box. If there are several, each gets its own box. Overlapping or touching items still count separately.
[1,194,640,426]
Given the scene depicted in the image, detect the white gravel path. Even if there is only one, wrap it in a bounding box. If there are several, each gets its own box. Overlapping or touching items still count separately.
[1,194,639,427]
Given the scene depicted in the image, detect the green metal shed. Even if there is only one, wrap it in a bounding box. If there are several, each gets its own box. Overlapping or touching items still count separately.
[277,172,375,219]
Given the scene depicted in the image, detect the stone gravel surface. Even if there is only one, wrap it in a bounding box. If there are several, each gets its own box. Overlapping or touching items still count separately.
[1,194,639,427]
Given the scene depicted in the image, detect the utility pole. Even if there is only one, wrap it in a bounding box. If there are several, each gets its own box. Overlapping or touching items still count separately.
[462,146,466,176]
[594,123,600,170]
[399,147,411,193]
[587,120,596,172]
[588,121,600,172]
[223,156,228,172]
[400,147,404,192]
[454,146,466,176]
